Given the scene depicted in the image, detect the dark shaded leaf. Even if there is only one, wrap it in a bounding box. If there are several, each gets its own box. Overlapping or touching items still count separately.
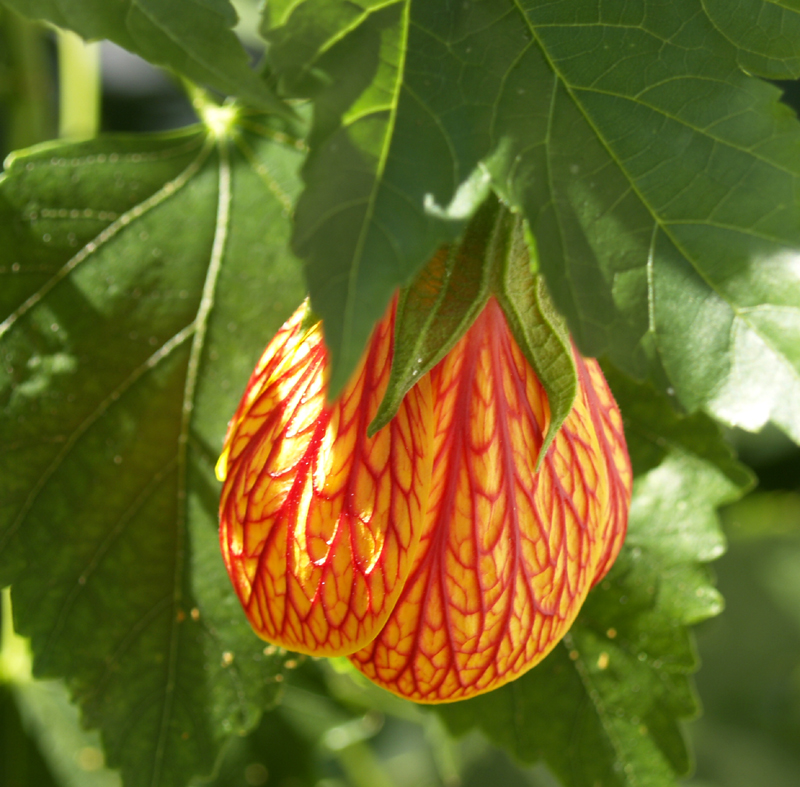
[0,111,306,787]
[1,0,287,113]
[604,364,756,489]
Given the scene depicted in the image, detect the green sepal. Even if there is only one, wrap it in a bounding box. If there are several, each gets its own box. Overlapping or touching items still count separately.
[372,192,579,464]
[367,196,497,435]
[493,216,578,468]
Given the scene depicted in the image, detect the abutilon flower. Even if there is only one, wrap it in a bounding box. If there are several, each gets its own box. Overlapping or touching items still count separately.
[217,294,631,703]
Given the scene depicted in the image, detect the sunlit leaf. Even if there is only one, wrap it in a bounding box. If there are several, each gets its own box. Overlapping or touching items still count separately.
[0,111,306,787]
[486,1,800,443]
[268,0,800,442]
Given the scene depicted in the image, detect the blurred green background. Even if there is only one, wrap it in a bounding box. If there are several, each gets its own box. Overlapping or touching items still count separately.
[2,3,800,786]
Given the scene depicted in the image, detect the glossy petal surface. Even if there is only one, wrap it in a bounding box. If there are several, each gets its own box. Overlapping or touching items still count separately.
[349,299,631,702]
[218,304,433,656]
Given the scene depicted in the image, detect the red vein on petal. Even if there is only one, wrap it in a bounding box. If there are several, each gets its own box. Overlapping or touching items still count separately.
[350,298,628,702]
[219,304,433,656]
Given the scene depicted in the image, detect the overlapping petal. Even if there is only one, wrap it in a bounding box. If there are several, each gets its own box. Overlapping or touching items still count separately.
[217,303,434,656]
[218,295,631,701]
[348,299,631,702]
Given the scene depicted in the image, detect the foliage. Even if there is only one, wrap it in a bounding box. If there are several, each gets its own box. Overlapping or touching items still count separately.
[1,1,798,786]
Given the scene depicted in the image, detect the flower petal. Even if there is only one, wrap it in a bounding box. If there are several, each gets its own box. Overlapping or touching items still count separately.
[349,298,631,701]
[218,304,434,656]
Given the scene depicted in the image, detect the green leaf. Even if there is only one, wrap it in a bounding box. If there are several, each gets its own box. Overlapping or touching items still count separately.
[721,488,800,540]
[0,112,307,787]
[1,0,288,113]
[196,699,317,787]
[436,445,750,787]
[263,1,499,396]
[702,0,800,79]
[266,0,800,440]
[484,1,800,444]
[603,364,757,489]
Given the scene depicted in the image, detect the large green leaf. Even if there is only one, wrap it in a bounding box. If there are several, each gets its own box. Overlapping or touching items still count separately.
[263,1,497,396]
[485,0,800,443]
[265,0,800,441]
[0,110,306,787]
[0,0,287,113]
[436,444,748,787]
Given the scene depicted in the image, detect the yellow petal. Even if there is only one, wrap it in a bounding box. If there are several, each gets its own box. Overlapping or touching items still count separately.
[219,303,434,656]
[349,298,631,702]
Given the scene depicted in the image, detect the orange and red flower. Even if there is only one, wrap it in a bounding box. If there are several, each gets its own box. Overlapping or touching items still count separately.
[217,296,631,703]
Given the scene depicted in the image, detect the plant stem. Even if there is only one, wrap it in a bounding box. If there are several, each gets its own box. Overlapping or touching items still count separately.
[57,28,100,140]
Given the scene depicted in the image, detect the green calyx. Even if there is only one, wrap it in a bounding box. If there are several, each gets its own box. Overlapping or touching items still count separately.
[370,192,578,468]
